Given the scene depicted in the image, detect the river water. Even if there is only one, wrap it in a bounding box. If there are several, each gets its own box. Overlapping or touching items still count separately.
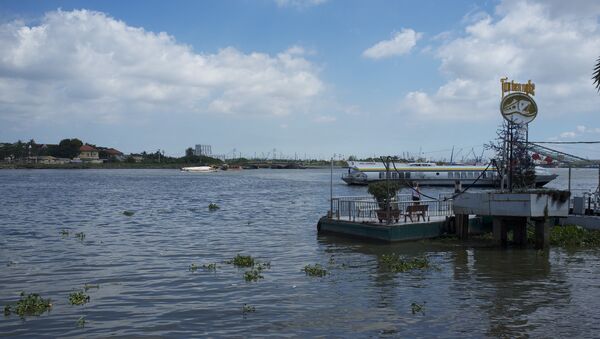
[0,168,599,338]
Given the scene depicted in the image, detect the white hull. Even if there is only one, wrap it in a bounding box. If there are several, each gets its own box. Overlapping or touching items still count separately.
[342,161,557,187]
[181,166,217,172]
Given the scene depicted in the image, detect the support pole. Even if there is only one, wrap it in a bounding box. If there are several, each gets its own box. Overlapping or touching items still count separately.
[455,214,469,240]
[330,157,333,218]
[568,166,572,211]
[534,218,550,250]
[513,218,528,246]
[493,218,508,247]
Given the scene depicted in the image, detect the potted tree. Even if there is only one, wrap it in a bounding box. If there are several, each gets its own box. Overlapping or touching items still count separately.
[368,180,402,223]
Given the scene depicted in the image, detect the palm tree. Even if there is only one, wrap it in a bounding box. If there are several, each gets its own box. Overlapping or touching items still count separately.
[594,57,600,91]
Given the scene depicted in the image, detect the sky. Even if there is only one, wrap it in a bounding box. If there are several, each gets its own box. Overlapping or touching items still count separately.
[1,0,600,160]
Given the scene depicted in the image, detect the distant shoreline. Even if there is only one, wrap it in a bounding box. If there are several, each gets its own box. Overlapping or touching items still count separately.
[0,163,336,170]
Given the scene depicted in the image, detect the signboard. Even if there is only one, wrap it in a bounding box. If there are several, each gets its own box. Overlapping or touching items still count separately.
[499,77,537,125]
[501,77,535,97]
[500,92,538,125]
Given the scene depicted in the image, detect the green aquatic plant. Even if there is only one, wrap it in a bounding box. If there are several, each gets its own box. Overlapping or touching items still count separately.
[255,262,271,271]
[60,229,70,237]
[189,263,199,272]
[550,225,600,248]
[4,292,52,318]
[69,291,90,305]
[208,203,220,211]
[75,232,85,241]
[202,263,217,271]
[244,269,264,282]
[76,316,86,328]
[411,302,425,315]
[84,283,99,291]
[380,254,432,273]
[227,254,255,267]
[303,264,327,277]
[123,210,135,217]
[242,304,256,313]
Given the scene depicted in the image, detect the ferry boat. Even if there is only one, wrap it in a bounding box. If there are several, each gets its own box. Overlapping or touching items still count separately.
[180,166,218,172]
[342,161,557,187]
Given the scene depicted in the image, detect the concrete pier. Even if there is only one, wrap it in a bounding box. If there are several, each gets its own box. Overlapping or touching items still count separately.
[454,191,569,249]
[490,217,530,247]
[534,218,550,249]
[455,214,469,240]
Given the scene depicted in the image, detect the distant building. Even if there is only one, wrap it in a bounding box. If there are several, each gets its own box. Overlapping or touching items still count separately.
[30,156,70,165]
[100,148,125,161]
[194,144,212,156]
[129,154,144,163]
[79,145,100,161]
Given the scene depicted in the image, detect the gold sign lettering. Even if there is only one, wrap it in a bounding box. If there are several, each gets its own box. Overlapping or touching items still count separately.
[500,77,535,97]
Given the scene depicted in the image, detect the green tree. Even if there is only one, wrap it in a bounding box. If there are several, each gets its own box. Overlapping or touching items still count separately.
[368,180,402,209]
[57,138,83,159]
[14,140,24,159]
[594,56,600,92]
[185,147,194,157]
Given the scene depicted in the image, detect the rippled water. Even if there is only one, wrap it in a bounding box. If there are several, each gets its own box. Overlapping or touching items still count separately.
[1,168,599,338]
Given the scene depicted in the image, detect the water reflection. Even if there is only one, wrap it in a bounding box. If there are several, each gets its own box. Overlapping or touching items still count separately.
[318,233,574,337]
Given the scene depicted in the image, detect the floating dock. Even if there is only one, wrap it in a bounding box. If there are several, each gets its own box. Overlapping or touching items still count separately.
[317,215,491,242]
[318,196,492,242]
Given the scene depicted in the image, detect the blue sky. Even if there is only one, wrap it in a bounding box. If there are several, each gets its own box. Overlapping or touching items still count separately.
[1,0,599,160]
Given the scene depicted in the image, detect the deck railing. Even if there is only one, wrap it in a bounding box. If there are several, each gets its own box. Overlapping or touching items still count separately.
[330,196,454,223]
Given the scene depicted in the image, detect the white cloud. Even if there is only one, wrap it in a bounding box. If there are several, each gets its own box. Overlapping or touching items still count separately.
[400,0,600,122]
[0,9,324,125]
[557,124,600,139]
[313,115,336,123]
[362,29,422,59]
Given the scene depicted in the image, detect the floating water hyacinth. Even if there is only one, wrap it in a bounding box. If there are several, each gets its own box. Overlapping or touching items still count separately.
[549,225,600,248]
[380,254,431,273]
[227,254,255,267]
[202,263,217,271]
[4,292,52,318]
[68,291,90,305]
[242,304,256,313]
[411,302,426,315]
[303,264,327,277]
[76,316,86,328]
[208,203,220,211]
[75,232,85,241]
[244,269,264,282]
[123,210,135,216]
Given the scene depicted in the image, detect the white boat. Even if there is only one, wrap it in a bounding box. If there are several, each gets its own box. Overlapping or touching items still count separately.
[180,166,218,172]
[342,161,557,187]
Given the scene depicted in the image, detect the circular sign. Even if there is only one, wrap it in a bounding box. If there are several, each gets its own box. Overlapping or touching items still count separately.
[500,92,537,125]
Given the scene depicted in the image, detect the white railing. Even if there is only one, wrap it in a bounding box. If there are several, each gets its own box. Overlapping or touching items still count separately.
[330,196,454,223]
